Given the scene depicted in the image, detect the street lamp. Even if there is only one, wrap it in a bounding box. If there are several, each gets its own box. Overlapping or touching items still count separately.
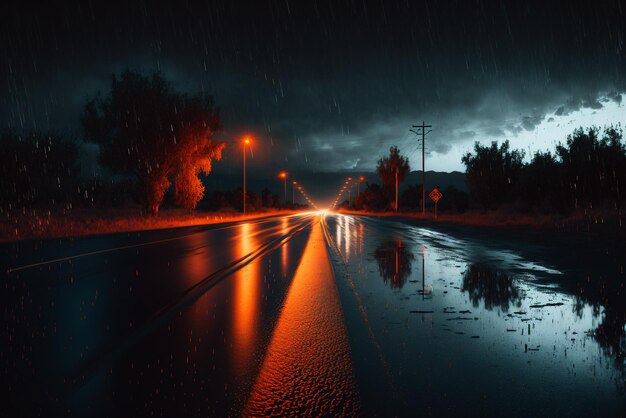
[358,176,365,196]
[243,136,251,215]
[279,171,287,204]
[395,167,399,212]
[292,181,297,206]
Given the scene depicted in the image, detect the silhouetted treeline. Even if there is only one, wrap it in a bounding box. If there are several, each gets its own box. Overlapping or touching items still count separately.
[346,182,469,213]
[344,145,470,213]
[204,187,306,212]
[0,128,297,214]
[463,126,626,212]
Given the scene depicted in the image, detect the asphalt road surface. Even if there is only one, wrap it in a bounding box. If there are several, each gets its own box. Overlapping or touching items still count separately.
[1,212,624,416]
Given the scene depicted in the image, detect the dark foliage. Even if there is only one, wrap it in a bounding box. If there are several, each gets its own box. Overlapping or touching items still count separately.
[462,140,525,209]
[205,187,296,212]
[399,183,423,209]
[438,185,470,213]
[376,145,410,203]
[556,126,626,210]
[352,183,388,211]
[82,70,224,215]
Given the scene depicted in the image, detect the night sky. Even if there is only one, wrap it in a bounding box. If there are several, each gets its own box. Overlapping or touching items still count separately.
[2,1,625,180]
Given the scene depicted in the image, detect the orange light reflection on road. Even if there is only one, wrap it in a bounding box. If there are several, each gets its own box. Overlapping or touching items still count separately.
[344,215,351,257]
[358,223,364,273]
[244,219,359,415]
[232,222,260,377]
[281,216,289,277]
[336,216,342,249]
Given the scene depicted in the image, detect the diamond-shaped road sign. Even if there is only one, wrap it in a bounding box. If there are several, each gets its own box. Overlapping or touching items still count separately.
[429,187,443,203]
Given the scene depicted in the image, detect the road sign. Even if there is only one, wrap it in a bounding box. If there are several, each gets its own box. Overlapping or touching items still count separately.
[429,187,442,203]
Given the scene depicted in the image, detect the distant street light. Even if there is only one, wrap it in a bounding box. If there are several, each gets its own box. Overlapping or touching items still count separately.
[358,176,365,196]
[243,136,251,215]
[292,181,297,206]
[279,171,287,203]
[395,167,399,212]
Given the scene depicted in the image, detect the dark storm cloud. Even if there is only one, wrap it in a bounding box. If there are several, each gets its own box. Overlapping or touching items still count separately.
[1,0,625,175]
[521,115,544,131]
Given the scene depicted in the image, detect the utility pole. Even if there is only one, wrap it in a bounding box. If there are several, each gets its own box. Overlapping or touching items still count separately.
[410,122,432,215]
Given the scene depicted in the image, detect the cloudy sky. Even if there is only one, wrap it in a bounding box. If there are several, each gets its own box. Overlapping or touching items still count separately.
[1,0,625,179]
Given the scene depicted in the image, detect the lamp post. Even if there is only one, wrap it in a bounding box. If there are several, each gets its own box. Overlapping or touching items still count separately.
[358,176,365,196]
[279,171,287,204]
[395,167,399,212]
[243,137,250,214]
[292,181,297,206]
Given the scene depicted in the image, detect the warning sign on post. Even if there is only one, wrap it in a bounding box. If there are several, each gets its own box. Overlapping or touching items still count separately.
[429,187,443,203]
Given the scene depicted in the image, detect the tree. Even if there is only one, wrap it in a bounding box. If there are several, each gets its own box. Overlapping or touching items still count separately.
[519,151,567,213]
[462,140,524,209]
[81,70,224,215]
[399,184,423,209]
[376,146,410,203]
[353,183,388,211]
[439,185,470,213]
[555,126,626,209]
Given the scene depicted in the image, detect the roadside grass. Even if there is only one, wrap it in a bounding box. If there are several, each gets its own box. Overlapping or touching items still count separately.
[0,207,298,242]
[337,207,625,235]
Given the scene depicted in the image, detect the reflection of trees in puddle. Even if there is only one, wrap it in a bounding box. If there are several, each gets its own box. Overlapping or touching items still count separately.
[573,279,626,389]
[373,240,414,289]
[461,264,521,312]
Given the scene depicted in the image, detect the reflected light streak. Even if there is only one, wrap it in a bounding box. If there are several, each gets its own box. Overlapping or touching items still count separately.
[244,219,359,416]
[358,223,365,273]
[344,215,351,258]
[281,216,289,277]
[336,216,342,249]
[232,222,260,377]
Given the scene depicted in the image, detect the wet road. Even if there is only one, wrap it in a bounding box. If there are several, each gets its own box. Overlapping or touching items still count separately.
[324,213,626,417]
[2,212,625,416]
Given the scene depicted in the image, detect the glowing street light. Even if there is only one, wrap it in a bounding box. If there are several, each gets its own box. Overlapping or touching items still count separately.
[243,136,251,215]
[279,171,287,203]
[358,176,365,196]
[292,181,297,205]
[395,167,399,212]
